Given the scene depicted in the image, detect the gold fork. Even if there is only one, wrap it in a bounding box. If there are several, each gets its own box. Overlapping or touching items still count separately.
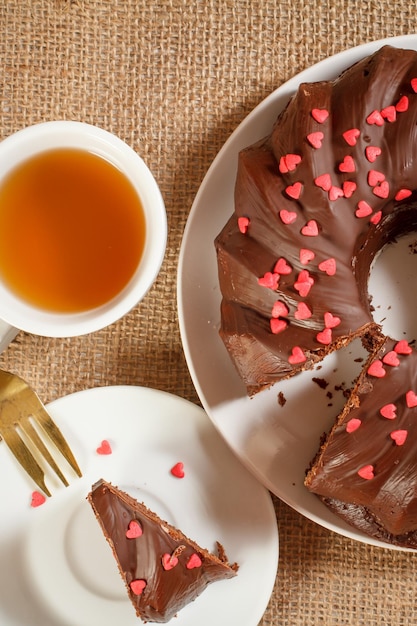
[0,369,82,496]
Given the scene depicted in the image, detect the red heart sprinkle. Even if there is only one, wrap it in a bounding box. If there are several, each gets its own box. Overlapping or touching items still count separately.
[270,318,288,334]
[311,108,329,123]
[96,440,112,455]
[299,248,315,264]
[278,156,289,173]
[406,390,417,408]
[285,182,303,200]
[394,340,412,355]
[314,173,332,191]
[373,180,389,199]
[380,403,397,419]
[31,491,46,508]
[411,78,417,93]
[301,220,319,237]
[324,312,341,328]
[284,154,302,171]
[367,360,386,378]
[294,270,314,297]
[343,180,357,198]
[368,170,385,187]
[346,418,361,433]
[274,257,292,275]
[294,302,312,320]
[186,553,203,569]
[395,188,412,201]
[258,272,279,290]
[238,216,250,234]
[342,128,360,146]
[366,110,384,126]
[396,95,409,112]
[370,211,382,225]
[382,351,400,367]
[329,186,344,201]
[318,258,336,276]
[381,105,396,122]
[307,131,324,149]
[355,200,373,218]
[170,462,185,478]
[126,520,143,539]
[130,579,147,595]
[358,465,374,480]
[162,553,179,570]
[365,146,382,163]
[279,210,297,225]
[339,155,355,173]
[288,346,307,364]
[390,430,408,446]
[271,300,289,318]
[316,328,332,345]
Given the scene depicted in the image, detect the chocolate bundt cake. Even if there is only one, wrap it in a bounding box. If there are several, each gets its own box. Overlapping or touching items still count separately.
[215,45,417,546]
[88,479,238,623]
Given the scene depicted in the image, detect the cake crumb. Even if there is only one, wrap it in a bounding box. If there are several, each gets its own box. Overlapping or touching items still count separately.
[277,391,287,406]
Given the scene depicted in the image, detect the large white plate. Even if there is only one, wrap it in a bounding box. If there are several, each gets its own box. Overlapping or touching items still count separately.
[0,386,278,625]
[177,35,417,551]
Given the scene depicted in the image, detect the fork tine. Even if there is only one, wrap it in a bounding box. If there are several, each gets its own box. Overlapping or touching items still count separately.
[0,426,51,497]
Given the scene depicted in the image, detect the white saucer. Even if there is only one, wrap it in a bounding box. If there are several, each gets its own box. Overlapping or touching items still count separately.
[0,386,278,625]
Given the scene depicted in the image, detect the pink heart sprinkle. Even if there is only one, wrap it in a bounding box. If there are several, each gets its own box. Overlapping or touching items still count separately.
[270,318,288,334]
[342,128,360,146]
[346,418,361,433]
[365,146,382,163]
[357,465,374,480]
[373,180,390,199]
[279,209,297,225]
[306,131,324,149]
[396,95,409,112]
[367,360,386,378]
[299,248,315,264]
[96,440,112,455]
[285,182,303,200]
[343,180,357,198]
[274,257,292,275]
[395,188,412,201]
[238,216,250,234]
[368,170,385,187]
[411,78,417,93]
[390,430,408,446]
[314,173,332,191]
[406,390,417,408]
[311,108,329,123]
[31,491,46,508]
[258,272,279,290]
[370,211,382,225]
[294,270,314,297]
[355,200,373,218]
[394,340,412,355]
[316,328,332,345]
[366,110,384,126]
[288,346,307,365]
[284,153,302,171]
[301,220,319,237]
[170,462,185,478]
[271,301,289,318]
[329,186,344,201]
[186,553,203,570]
[318,258,336,276]
[126,520,143,539]
[381,105,396,122]
[130,579,147,595]
[380,403,397,419]
[338,155,355,173]
[294,302,312,320]
[382,351,400,367]
[162,553,179,571]
[324,312,341,329]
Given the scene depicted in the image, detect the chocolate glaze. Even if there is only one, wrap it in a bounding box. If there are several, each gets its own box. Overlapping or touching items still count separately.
[215,45,417,396]
[88,480,238,623]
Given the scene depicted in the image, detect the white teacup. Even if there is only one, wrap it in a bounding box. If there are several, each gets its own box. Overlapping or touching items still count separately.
[0,121,167,338]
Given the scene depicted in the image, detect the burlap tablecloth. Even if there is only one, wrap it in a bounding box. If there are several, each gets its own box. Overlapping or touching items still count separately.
[1,2,417,624]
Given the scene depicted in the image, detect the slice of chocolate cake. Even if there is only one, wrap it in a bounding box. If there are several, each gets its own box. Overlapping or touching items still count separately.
[87,479,238,623]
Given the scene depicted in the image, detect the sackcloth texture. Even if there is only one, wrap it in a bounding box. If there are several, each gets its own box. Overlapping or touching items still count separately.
[1,1,417,624]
